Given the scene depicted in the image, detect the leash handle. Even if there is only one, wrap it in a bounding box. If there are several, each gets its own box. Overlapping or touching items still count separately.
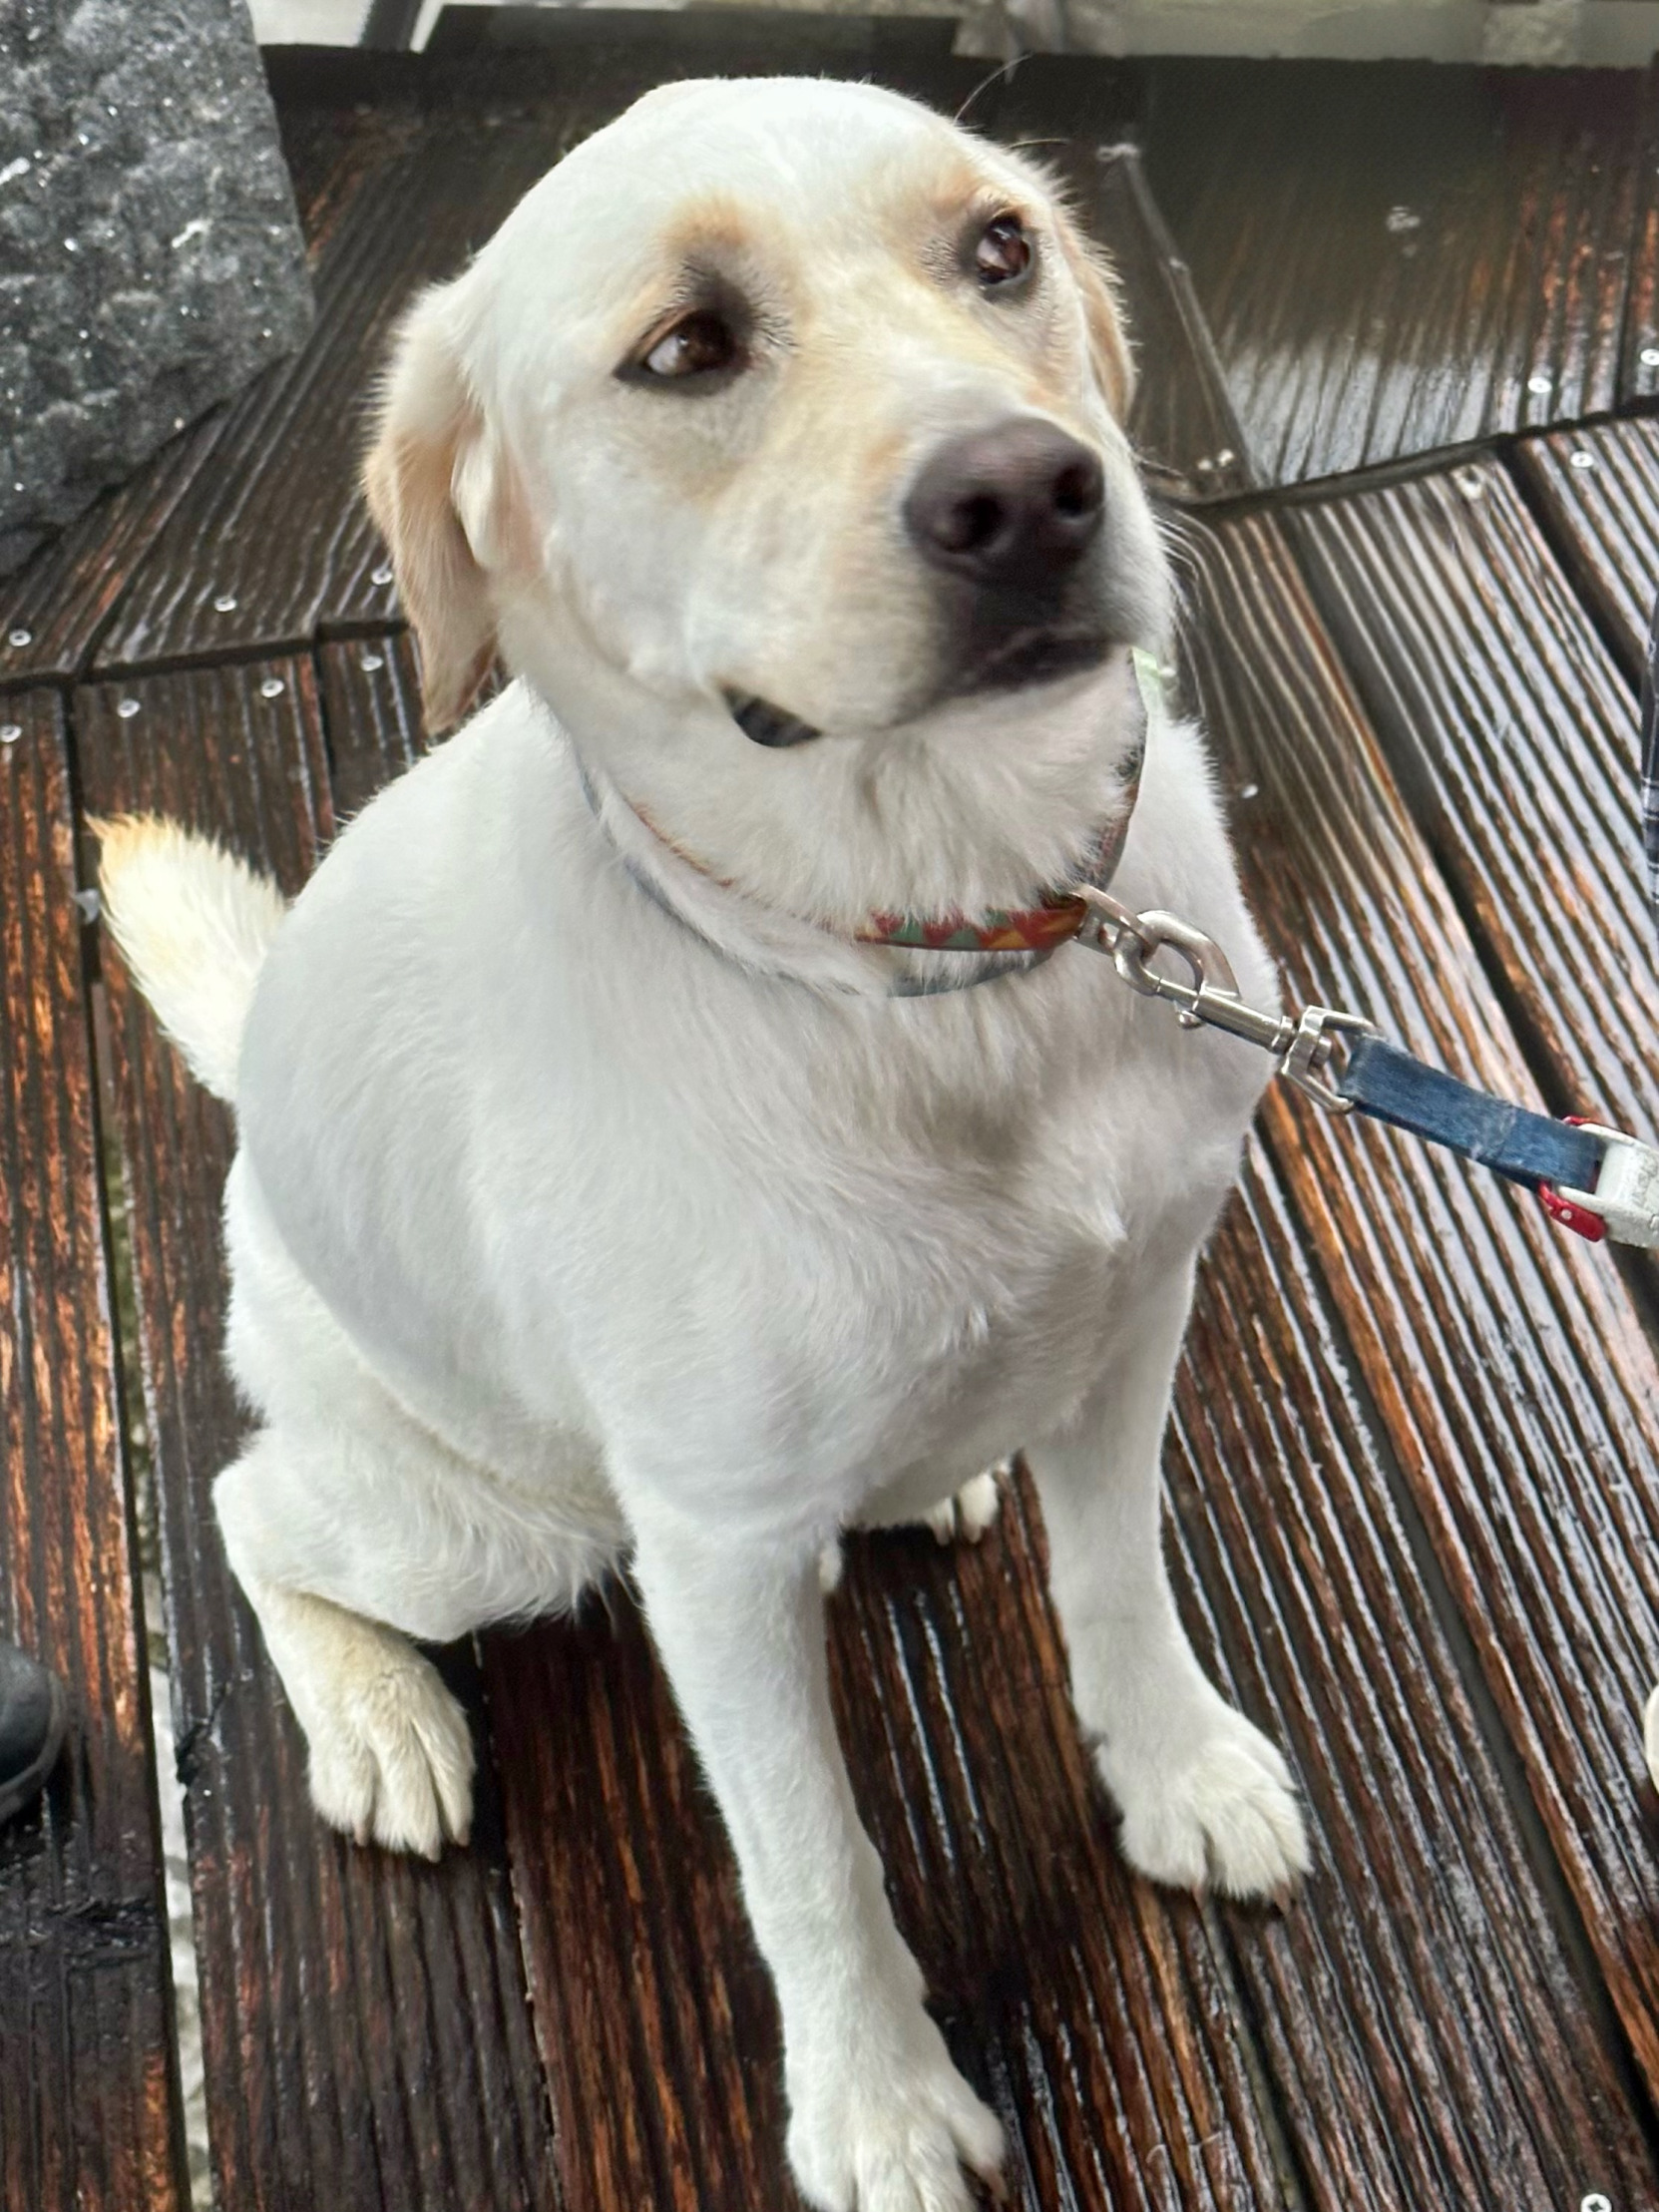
[1073,886,1659,1250]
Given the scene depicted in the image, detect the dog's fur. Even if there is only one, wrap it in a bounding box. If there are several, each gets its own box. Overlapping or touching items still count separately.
[99,80,1309,2212]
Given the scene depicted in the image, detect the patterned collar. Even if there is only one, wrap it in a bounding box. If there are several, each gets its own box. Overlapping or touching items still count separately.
[582,649,1160,992]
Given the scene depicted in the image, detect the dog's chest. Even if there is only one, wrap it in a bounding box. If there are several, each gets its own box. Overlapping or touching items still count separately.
[582,972,1258,1513]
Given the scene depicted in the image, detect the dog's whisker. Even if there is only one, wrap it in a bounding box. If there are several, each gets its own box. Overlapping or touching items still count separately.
[954,56,1024,124]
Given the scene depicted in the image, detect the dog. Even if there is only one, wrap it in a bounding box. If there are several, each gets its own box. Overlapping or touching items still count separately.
[98,77,1309,2212]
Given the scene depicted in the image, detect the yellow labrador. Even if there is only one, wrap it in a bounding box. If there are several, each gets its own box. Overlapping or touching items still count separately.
[100,78,1307,2212]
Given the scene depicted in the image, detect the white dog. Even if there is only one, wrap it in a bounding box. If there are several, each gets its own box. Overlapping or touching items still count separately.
[99,78,1309,2212]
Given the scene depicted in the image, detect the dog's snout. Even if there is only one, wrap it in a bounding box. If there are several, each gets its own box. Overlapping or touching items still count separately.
[903,420,1104,587]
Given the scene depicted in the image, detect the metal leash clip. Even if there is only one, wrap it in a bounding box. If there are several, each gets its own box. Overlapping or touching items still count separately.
[1074,886,1379,1111]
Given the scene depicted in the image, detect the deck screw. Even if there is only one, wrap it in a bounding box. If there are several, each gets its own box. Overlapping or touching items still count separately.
[360,651,384,671]
[1569,451,1596,470]
[1582,2195,1613,2212]
[116,697,140,719]
[1527,372,1554,394]
[7,626,30,648]
[1452,466,1485,499]
[1642,348,1659,368]
[212,593,237,613]
[0,722,21,745]
[1239,782,1259,800]
[371,563,394,587]
[259,676,284,698]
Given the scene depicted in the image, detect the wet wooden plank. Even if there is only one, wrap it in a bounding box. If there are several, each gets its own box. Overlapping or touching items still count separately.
[1289,461,1657,1156]
[0,690,186,2212]
[79,659,558,2212]
[985,56,1251,503]
[1514,420,1659,679]
[1143,60,1658,486]
[1169,1143,1659,2211]
[320,630,430,820]
[1620,128,1659,408]
[1177,508,1659,2107]
[318,637,1286,2210]
[265,50,427,255]
[0,420,229,691]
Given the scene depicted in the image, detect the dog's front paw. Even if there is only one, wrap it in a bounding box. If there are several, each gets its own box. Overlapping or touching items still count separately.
[304,1642,476,1861]
[787,2025,1005,2212]
[924,1465,1005,1548]
[823,1466,1008,1594]
[1100,1698,1310,1901]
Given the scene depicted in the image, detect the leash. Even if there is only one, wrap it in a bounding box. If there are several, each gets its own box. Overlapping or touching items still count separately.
[1069,878,1659,1251]
[1053,646,1659,1251]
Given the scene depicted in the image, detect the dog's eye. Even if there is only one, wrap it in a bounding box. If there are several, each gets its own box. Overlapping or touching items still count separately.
[974,214,1033,288]
[636,309,740,381]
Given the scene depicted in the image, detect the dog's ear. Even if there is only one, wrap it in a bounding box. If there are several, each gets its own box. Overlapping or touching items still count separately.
[363,284,506,733]
[1049,207,1136,426]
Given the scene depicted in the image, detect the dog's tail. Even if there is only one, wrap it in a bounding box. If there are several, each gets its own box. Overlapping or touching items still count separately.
[93,815,288,1105]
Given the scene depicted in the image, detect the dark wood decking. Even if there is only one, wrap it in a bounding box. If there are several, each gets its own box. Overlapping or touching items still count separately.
[6,18,1659,2208]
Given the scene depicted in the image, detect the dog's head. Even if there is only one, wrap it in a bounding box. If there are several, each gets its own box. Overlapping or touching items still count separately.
[364,78,1172,914]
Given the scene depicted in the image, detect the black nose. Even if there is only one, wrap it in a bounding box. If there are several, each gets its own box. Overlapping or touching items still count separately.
[903,419,1104,587]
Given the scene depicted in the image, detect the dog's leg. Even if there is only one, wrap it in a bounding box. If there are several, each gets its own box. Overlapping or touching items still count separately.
[1026,1255,1310,1899]
[215,1433,482,1859]
[631,1515,1005,2212]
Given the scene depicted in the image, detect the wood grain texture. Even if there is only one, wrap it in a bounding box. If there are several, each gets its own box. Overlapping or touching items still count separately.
[985,56,1252,503]
[320,637,1287,2212]
[1169,1142,1659,2211]
[79,660,558,2212]
[0,689,186,2212]
[1621,116,1659,408]
[0,417,227,690]
[319,630,431,821]
[1289,461,1658,1155]
[266,50,427,256]
[1143,60,1659,486]
[1515,419,1659,679]
[1177,508,1659,2107]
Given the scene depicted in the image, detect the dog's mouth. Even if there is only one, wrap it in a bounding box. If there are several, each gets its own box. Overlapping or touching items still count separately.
[954,625,1113,698]
[725,629,1112,750]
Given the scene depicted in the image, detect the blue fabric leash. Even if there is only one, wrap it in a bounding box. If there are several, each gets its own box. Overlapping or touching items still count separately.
[1327,1035,1654,1242]
[1072,885,1659,1250]
[1333,1035,1603,1193]
[1059,642,1659,1250]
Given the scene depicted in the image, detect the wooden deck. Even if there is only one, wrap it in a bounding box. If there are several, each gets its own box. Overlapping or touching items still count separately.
[7,16,1659,2208]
